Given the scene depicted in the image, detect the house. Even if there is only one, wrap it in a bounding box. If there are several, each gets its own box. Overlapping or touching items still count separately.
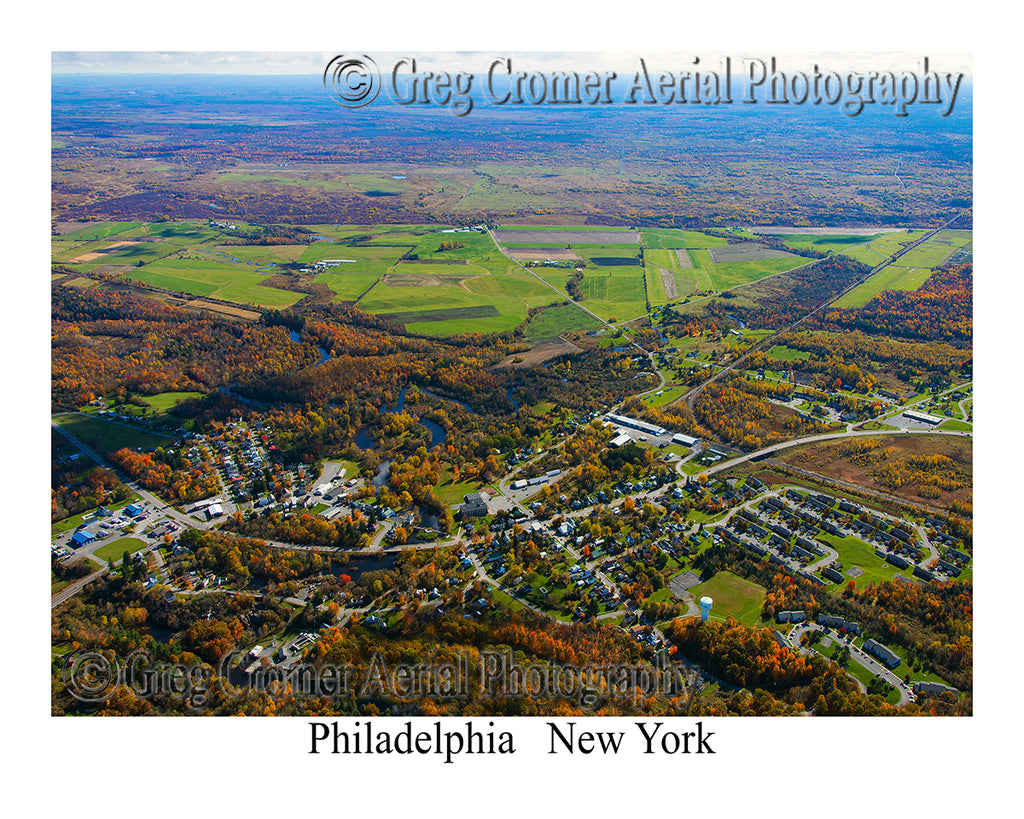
[792,544,814,560]
[863,639,901,669]
[885,553,910,569]
[913,681,958,696]
[823,566,844,583]
[818,613,861,634]
[776,610,805,623]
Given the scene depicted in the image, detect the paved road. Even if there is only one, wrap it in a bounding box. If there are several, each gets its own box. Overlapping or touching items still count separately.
[51,565,109,609]
[788,623,912,707]
[685,426,971,484]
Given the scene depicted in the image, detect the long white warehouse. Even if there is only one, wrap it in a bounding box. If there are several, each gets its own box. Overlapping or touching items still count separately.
[605,413,667,437]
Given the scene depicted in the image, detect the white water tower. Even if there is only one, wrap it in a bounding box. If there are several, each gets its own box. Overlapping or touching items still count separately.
[699,596,714,622]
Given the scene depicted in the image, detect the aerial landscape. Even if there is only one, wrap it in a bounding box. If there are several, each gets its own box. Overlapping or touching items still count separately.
[50,54,973,718]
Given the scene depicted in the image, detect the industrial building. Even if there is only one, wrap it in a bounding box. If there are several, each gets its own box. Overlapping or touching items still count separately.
[605,413,667,437]
[609,431,633,448]
[902,409,945,425]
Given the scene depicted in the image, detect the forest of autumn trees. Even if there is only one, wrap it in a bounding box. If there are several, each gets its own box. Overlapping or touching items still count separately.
[817,265,972,345]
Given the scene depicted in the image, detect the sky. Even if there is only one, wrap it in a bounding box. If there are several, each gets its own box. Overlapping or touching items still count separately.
[51,51,972,76]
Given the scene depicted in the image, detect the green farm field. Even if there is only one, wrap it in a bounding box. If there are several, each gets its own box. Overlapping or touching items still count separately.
[640,228,728,250]
[315,272,382,301]
[358,269,563,335]
[832,230,973,308]
[830,230,919,266]
[140,392,205,413]
[576,266,648,322]
[129,259,302,306]
[773,233,886,255]
[53,414,174,456]
[60,222,144,242]
[524,303,603,340]
[298,242,411,272]
[645,248,694,303]
[684,249,804,292]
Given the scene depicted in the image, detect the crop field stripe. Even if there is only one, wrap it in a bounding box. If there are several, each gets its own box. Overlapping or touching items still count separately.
[688,249,714,290]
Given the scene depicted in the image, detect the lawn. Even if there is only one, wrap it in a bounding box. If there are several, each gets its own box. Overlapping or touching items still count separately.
[51,496,141,536]
[490,588,529,613]
[690,570,767,627]
[93,537,149,564]
[825,647,903,704]
[815,532,914,588]
[644,385,686,409]
[434,476,488,505]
